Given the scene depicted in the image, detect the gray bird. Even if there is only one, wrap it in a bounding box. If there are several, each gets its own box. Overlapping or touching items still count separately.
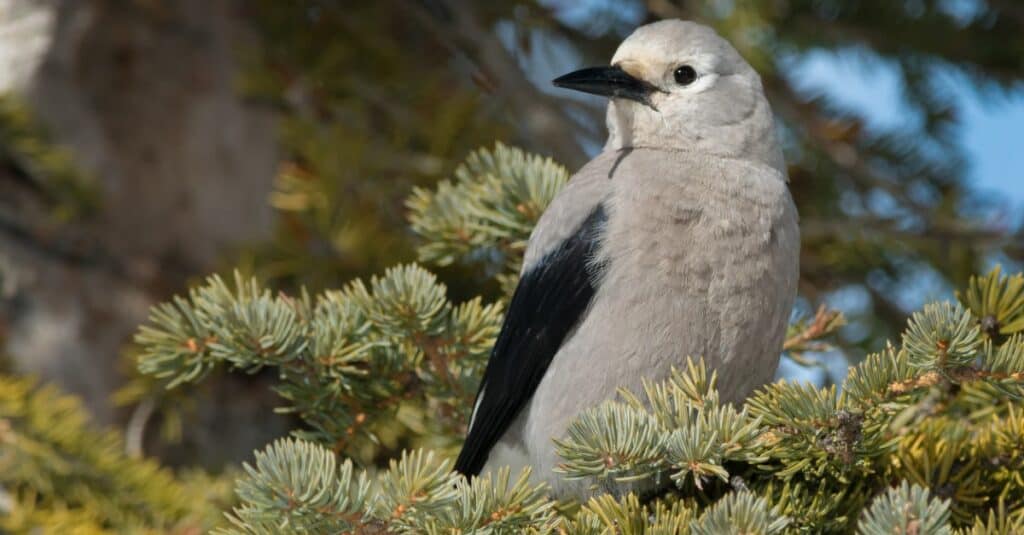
[455,19,800,498]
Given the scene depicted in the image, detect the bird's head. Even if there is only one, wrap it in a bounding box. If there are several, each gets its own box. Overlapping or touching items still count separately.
[553,20,783,171]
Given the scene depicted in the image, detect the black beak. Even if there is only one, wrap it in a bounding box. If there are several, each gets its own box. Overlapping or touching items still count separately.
[552,65,657,107]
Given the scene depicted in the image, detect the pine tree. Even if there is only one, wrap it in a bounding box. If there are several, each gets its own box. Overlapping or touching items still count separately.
[121,144,1024,533]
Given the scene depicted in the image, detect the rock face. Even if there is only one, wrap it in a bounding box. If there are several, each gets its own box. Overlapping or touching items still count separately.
[0,0,277,442]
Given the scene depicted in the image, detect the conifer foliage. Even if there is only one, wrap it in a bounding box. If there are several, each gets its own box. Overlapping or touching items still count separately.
[3,144,1023,532]
[126,145,1024,533]
[135,264,503,457]
[0,375,231,533]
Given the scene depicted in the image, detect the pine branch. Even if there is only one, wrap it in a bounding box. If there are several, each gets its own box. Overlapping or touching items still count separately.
[783,305,846,366]
[570,493,695,534]
[135,265,502,454]
[903,302,983,373]
[857,482,952,535]
[690,491,790,535]
[407,142,570,290]
[221,440,555,535]
[133,262,1024,533]
[959,266,1024,339]
[222,438,370,534]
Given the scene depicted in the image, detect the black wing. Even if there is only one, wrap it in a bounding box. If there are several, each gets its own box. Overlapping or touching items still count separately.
[455,204,608,476]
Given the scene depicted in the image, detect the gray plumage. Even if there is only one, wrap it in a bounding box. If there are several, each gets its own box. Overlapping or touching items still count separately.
[456,20,800,498]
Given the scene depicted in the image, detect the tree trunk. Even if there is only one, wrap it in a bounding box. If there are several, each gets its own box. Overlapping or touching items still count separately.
[0,0,282,462]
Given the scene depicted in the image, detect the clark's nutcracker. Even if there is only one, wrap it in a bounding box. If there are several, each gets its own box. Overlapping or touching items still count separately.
[455,19,800,497]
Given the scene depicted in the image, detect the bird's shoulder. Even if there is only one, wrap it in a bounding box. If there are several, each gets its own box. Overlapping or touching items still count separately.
[523,151,618,268]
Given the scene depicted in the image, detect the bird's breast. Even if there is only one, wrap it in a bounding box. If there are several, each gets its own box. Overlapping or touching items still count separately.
[571,151,796,399]
[521,150,799,498]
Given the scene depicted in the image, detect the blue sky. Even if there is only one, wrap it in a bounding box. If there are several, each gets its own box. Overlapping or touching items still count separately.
[791,50,1024,208]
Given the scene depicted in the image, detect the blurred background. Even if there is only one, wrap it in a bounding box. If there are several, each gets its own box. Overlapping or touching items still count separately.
[0,0,1021,469]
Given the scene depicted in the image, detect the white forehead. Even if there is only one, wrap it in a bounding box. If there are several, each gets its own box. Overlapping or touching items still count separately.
[611,20,745,72]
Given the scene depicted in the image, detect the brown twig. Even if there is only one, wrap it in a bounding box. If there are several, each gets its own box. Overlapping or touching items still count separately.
[784,305,845,352]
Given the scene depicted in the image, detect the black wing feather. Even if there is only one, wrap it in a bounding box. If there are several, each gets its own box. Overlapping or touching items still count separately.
[455,204,608,476]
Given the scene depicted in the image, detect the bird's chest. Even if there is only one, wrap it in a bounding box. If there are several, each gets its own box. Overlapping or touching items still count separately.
[601,180,770,287]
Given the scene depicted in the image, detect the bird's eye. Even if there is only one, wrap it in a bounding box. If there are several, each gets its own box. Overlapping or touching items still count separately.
[674,65,697,85]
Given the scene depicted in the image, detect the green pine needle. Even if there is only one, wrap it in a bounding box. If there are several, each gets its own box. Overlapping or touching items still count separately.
[857,481,952,535]
[572,493,695,535]
[407,142,570,277]
[223,438,370,534]
[959,266,1024,338]
[903,302,982,372]
[690,491,790,535]
[423,467,556,534]
[554,401,669,484]
[842,343,915,405]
